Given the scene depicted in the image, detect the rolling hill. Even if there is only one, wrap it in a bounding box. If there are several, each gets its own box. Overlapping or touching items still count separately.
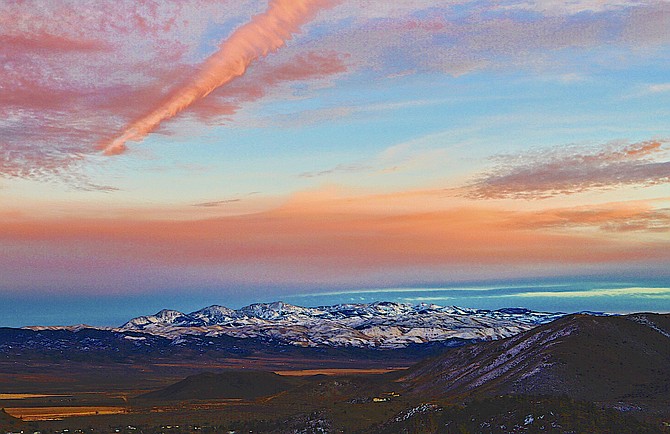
[137,371,300,401]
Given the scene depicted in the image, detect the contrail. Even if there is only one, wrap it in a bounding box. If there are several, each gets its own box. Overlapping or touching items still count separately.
[101,0,337,156]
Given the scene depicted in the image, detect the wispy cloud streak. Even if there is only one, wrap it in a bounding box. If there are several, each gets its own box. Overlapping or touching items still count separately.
[192,199,242,207]
[509,287,670,299]
[512,205,670,233]
[189,50,349,123]
[467,140,670,199]
[101,0,337,155]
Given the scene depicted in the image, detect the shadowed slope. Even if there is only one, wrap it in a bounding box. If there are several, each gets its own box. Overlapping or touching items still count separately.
[401,313,670,402]
[0,407,26,430]
[137,371,300,401]
[373,395,661,434]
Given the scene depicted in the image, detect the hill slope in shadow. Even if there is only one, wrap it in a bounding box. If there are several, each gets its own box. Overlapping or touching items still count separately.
[401,313,670,403]
[137,371,301,401]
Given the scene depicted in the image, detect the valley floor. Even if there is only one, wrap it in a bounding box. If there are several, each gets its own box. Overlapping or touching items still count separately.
[1,360,667,433]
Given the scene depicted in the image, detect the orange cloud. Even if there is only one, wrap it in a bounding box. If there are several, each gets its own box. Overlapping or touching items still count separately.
[1,199,667,284]
[623,140,663,157]
[509,203,670,233]
[2,185,669,292]
[101,0,339,155]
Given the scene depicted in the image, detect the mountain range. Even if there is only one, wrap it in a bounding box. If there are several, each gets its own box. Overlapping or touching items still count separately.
[1,301,567,366]
[118,301,565,348]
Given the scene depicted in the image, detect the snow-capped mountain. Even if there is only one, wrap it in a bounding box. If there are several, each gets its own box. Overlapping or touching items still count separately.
[123,309,192,328]
[120,301,565,349]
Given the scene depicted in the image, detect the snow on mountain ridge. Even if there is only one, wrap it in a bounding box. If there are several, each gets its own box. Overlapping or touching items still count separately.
[237,301,318,320]
[118,302,565,349]
[122,309,189,328]
[190,305,237,326]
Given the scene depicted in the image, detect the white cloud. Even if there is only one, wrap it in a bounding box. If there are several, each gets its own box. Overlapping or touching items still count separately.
[511,287,670,298]
[647,83,670,93]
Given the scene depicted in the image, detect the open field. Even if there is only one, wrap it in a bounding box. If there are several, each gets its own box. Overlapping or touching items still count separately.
[4,406,127,421]
[273,367,406,376]
[0,394,71,400]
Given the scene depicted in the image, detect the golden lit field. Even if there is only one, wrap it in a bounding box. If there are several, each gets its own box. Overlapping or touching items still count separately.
[4,406,126,421]
[0,394,71,399]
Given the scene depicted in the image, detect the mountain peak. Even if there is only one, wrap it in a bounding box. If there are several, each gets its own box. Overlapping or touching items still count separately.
[155,309,185,318]
[121,309,187,329]
[189,305,237,326]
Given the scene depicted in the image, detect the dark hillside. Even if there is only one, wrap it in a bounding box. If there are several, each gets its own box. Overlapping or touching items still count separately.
[373,395,661,433]
[137,371,300,401]
[402,313,670,403]
[0,407,27,431]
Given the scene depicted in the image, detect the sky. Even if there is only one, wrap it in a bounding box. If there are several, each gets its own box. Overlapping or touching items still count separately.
[1,0,669,326]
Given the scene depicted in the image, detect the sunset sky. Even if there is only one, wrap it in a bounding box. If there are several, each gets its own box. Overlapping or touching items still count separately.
[1,0,669,326]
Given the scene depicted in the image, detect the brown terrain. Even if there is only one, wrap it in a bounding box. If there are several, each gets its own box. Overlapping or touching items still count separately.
[0,313,668,433]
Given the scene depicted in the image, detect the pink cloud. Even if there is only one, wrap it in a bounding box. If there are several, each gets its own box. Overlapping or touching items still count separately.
[188,50,350,123]
[2,0,669,185]
[100,0,340,156]
[466,140,670,199]
[0,0,254,182]
[0,33,109,53]
[271,51,349,81]
[296,1,670,80]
